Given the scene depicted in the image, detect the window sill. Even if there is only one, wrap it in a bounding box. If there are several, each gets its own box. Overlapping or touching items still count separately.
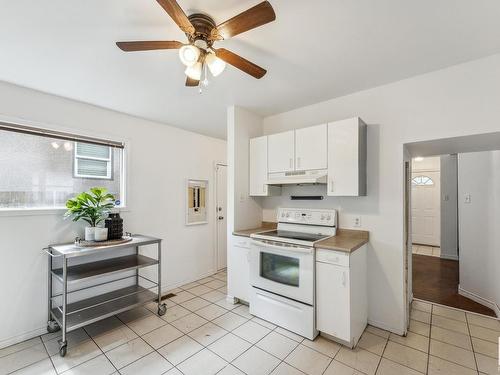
[0,207,128,217]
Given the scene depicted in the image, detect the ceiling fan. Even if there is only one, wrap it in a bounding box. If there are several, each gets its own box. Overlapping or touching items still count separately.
[116,0,276,89]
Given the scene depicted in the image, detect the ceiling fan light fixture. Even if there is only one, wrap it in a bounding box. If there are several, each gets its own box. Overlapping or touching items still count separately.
[185,62,202,80]
[206,53,226,77]
[178,44,200,67]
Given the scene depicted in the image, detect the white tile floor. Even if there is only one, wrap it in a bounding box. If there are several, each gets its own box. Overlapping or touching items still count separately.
[1,272,500,375]
[412,245,441,258]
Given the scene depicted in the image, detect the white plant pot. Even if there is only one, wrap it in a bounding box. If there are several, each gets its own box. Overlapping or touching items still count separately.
[94,227,108,242]
[85,227,95,241]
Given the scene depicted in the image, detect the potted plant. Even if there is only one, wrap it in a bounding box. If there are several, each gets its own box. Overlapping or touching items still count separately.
[65,187,116,241]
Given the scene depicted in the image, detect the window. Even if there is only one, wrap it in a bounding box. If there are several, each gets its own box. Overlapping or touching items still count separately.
[74,142,112,179]
[412,175,434,186]
[0,122,125,210]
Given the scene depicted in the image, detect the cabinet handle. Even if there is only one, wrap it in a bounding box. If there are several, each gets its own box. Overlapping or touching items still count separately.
[297,157,301,169]
[342,271,346,287]
[330,180,334,192]
[289,158,293,169]
[262,185,265,193]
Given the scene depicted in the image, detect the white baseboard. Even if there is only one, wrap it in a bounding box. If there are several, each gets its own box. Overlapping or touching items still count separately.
[367,319,405,336]
[458,285,500,317]
[440,254,459,261]
[0,327,47,350]
[162,269,219,294]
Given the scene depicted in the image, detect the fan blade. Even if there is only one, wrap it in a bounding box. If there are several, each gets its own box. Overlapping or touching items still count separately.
[116,41,184,51]
[211,1,275,40]
[186,76,200,87]
[215,48,266,79]
[156,0,195,35]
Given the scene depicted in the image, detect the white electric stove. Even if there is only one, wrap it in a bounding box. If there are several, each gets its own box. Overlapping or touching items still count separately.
[248,208,337,340]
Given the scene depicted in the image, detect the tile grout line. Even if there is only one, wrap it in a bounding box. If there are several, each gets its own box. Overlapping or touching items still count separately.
[465,312,480,373]
[0,337,42,361]
[373,334,389,375]
[82,324,121,375]
[5,349,55,375]
[426,304,433,375]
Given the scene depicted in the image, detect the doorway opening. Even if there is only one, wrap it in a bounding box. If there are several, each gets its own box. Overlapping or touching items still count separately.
[405,132,500,320]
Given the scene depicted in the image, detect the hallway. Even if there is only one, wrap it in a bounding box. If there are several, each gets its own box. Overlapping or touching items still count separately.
[412,254,496,317]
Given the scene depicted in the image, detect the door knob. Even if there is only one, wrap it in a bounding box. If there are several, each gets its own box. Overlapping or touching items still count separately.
[218,216,224,220]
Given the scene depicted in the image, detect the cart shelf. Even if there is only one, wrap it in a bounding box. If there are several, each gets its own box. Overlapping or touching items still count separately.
[52,254,158,283]
[51,285,156,331]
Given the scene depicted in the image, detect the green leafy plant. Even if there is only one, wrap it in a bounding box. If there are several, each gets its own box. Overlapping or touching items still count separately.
[65,187,116,227]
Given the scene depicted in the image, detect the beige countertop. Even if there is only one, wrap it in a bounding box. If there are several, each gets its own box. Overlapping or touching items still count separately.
[314,229,369,253]
[233,224,368,254]
[232,222,277,237]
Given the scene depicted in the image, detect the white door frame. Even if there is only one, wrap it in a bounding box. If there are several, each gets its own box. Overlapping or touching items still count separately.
[403,160,412,333]
[214,161,228,272]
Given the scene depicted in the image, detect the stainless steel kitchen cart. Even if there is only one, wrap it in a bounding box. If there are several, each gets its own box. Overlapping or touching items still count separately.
[43,235,166,357]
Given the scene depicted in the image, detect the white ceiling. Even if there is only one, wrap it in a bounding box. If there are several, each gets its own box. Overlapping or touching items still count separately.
[1,1,500,139]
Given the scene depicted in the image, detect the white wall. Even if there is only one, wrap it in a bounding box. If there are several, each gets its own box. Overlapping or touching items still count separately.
[227,106,264,234]
[259,53,500,333]
[440,154,458,260]
[0,81,226,347]
[458,151,500,315]
[412,156,440,172]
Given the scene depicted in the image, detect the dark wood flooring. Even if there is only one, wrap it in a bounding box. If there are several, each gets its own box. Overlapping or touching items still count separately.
[412,254,496,317]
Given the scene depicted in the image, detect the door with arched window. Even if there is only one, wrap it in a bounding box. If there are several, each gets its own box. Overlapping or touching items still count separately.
[411,171,441,246]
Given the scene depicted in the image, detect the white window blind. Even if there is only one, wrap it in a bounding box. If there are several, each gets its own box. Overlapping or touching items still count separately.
[74,143,112,179]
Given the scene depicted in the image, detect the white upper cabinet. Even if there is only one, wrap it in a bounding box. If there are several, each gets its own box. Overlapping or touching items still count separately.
[268,130,295,173]
[327,118,367,196]
[249,136,269,196]
[295,124,327,171]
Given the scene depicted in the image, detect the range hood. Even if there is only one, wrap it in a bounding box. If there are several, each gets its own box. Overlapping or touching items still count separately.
[266,169,328,185]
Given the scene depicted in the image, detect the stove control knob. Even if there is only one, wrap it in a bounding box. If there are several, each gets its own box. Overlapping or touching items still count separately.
[320,215,325,220]
[286,213,290,218]
[326,215,331,220]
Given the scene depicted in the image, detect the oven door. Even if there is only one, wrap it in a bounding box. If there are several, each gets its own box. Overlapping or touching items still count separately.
[249,239,314,305]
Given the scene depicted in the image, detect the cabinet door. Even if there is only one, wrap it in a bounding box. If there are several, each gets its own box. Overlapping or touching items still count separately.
[327,118,367,196]
[316,262,350,341]
[249,136,269,196]
[227,238,250,302]
[295,124,327,171]
[268,131,295,173]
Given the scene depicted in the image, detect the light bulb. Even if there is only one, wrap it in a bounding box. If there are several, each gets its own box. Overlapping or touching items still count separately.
[63,142,73,151]
[51,142,60,149]
[185,62,202,80]
[414,157,424,162]
[178,45,200,67]
[205,53,226,77]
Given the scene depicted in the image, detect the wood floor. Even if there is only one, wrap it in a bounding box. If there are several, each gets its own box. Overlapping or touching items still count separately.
[412,254,496,317]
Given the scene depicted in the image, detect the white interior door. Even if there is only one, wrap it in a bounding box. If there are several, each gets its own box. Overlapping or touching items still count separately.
[412,171,440,246]
[216,164,227,270]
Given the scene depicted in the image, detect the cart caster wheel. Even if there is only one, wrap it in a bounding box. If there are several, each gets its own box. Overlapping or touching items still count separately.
[157,303,167,316]
[47,320,60,333]
[59,342,67,357]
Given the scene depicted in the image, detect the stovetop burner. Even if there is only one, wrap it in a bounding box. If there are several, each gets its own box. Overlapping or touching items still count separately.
[255,230,330,243]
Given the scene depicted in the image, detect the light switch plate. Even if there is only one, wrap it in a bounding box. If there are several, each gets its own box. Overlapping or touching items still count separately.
[465,194,471,203]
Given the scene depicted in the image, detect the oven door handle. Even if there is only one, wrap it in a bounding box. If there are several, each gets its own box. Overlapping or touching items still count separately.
[250,239,313,254]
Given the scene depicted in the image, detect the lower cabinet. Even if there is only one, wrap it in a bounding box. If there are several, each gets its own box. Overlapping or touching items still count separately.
[316,245,367,347]
[227,235,251,303]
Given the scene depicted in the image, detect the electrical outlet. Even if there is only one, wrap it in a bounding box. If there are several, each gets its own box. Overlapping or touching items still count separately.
[465,194,471,203]
[354,216,361,227]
